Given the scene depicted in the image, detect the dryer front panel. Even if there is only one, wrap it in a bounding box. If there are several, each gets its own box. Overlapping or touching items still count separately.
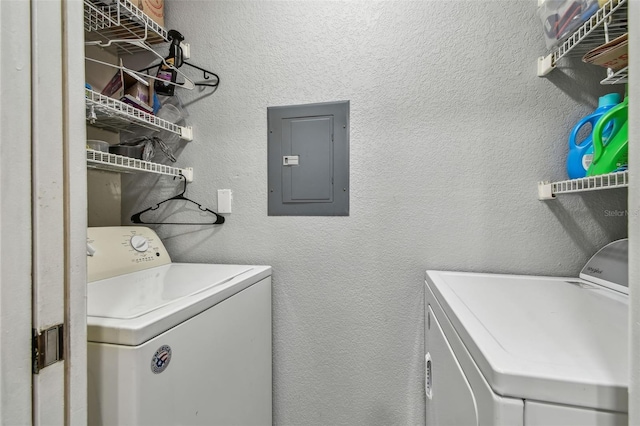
[425,304,479,425]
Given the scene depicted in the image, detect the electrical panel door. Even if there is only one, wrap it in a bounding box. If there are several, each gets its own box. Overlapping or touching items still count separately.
[268,101,349,216]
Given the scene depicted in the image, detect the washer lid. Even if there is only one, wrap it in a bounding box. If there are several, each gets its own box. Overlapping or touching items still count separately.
[88,263,271,346]
[426,270,628,413]
[88,263,253,319]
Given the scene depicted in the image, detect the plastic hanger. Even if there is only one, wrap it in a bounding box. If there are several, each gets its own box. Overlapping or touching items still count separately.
[131,175,225,225]
[137,33,219,90]
[85,56,195,91]
[183,61,219,88]
[85,41,196,91]
[140,60,220,89]
[124,39,196,90]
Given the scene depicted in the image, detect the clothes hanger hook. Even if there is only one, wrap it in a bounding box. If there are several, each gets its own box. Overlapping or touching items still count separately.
[176,174,188,195]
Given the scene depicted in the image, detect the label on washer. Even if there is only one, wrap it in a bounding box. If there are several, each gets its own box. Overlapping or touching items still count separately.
[151,345,172,374]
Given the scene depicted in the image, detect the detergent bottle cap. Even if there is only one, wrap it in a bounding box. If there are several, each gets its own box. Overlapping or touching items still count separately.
[598,93,621,107]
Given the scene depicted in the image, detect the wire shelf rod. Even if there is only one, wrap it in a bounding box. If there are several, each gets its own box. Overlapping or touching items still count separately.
[538,171,628,200]
[87,149,193,182]
[85,89,193,141]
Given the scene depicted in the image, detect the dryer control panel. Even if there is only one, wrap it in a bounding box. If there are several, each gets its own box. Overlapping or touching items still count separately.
[87,226,172,282]
[579,238,628,294]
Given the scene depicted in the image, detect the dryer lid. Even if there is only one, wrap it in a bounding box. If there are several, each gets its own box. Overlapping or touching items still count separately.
[426,270,628,413]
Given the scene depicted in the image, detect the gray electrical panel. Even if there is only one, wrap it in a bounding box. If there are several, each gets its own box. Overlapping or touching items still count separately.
[268,101,349,216]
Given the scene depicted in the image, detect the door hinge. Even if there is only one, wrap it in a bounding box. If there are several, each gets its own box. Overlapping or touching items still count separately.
[32,324,64,374]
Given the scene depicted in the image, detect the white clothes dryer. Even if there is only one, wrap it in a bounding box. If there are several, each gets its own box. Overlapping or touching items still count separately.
[87,226,272,426]
[425,239,628,426]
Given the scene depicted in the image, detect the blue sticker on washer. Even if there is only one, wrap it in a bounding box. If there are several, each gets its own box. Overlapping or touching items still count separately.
[151,345,172,374]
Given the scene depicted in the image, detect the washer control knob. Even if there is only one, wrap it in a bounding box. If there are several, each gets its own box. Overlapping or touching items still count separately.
[130,235,149,253]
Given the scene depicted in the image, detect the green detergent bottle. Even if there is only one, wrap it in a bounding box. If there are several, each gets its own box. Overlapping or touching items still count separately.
[588,93,628,176]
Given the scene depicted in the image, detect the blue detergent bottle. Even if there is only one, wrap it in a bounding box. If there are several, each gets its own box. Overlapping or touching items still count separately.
[567,93,621,179]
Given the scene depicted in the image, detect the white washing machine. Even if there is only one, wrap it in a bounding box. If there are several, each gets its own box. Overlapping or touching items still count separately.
[424,239,629,426]
[86,226,272,426]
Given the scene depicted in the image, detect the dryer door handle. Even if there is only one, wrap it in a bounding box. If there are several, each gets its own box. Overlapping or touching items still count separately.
[425,352,433,399]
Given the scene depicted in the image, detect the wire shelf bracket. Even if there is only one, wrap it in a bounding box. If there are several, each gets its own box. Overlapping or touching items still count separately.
[538,171,628,200]
[601,66,628,85]
[87,149,194,182]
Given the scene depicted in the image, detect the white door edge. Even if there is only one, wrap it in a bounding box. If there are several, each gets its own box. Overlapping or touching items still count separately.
[0,0,33,424]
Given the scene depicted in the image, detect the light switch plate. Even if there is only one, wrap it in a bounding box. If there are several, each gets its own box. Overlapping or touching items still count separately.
[217,189,232,213]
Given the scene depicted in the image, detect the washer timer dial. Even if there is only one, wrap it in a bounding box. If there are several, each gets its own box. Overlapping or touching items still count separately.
[130,235,149,253]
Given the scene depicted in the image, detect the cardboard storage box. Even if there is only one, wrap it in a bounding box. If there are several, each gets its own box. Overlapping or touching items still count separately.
[101,61,154,113]
[137,0,164,28]
[582,33,628,71]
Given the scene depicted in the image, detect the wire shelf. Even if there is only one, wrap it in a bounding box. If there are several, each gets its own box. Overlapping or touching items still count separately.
[601,66,628,85]
[537,0,627,82]
[87,149,193,181]
[85,89,193,141]
[84,0,168,54]
[538,171,628,200]
[552,0,627,62]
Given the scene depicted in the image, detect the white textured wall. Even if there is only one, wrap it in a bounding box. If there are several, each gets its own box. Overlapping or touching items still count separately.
[123,1,628,424]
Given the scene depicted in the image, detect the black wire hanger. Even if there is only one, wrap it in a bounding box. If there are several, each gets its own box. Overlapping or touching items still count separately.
[181,60,219,89]
[131,175,225,225]
[138,30,220,89]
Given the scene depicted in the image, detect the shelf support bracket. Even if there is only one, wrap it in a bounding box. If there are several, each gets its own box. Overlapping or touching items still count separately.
[180,42,190,60]
[538,181,555,200]
[181,167,194,183]
[180,126,194,142]
[537,55,555,77]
